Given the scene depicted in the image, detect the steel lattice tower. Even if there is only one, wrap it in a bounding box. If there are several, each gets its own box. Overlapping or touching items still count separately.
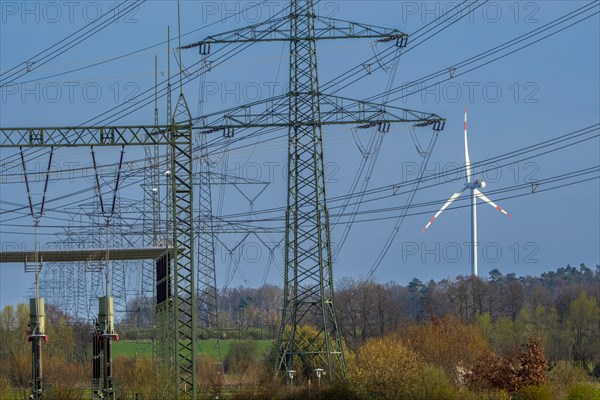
[277,0,344,377]
[185,0,445,379]
[170,93,196,397]
[195,51,222,355]
[138,55,162,357]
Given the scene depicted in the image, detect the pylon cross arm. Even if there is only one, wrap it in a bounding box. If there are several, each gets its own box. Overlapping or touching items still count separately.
[0,125,173,147]
[194,93,444,132]
[181,14,406,48]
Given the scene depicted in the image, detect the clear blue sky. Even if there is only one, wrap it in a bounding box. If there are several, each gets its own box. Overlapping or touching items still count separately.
[1,1,599,308]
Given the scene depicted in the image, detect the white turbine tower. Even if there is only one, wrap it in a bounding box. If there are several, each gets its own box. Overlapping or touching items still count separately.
[422,108,511,277]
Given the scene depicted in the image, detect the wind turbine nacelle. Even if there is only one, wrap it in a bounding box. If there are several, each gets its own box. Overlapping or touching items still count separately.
[466,179,486,190]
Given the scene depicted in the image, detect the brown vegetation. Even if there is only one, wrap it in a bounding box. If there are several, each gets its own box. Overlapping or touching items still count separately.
[1,265,599,399]
[467,336,548,392]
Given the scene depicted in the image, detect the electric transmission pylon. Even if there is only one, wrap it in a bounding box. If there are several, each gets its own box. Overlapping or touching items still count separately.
[194,50,222,362]
[184,0,445,379]
[138,55,162,358]
[280,0,347,378]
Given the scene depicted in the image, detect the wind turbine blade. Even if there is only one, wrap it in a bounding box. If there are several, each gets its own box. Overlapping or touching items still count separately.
[474,189,512,217]
[423,188,467,233]
[464,107,472,183]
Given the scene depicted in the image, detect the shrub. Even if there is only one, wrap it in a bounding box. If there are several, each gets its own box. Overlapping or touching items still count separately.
[44,386,86,400]
[318,384,365,400]
[0,375,9,391]
[347,334,424,400]
[518,338,549,388]
[444,389,511,400]
[113,357,175,399]
[467,337,548,393]
[224,340,261,374]
[277,384,364,400]
[514,385,555,400]
[567,383,599,400]
[411,364,458,400]
[484,390,512,400]
[277,325,348,380]
[196,355,224,399]
[549,361,590,388]
[404,317,490,382]
[231,386,281,400]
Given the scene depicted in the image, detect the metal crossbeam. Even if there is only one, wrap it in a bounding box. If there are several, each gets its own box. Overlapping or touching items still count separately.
[182,14,406,47]
[195,93,444,132]
[0,248,170,263]
[0,126,171,147]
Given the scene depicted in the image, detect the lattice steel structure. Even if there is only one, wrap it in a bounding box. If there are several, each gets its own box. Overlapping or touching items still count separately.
[38,199,143,322]
[194,51,222,360]
[39,204,101,320]
[3,2,446,395]
[184,0,445,379]
[170,93,196,398]
[138,56,163,357]
[0,99,196,398]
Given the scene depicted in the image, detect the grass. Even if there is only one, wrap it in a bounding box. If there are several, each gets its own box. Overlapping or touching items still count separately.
[113,339,274,359]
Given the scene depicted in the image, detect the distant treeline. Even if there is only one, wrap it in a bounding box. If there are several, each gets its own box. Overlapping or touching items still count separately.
[122,263,600,368]
[1,264,599,398]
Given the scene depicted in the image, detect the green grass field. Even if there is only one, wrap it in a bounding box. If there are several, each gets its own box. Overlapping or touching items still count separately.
[112,339,274,359]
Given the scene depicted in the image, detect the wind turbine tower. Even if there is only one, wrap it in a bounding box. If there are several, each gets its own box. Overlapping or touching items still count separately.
[423,108,511,276]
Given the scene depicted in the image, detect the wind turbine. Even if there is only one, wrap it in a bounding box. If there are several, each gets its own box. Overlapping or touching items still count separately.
[422,108,511,277]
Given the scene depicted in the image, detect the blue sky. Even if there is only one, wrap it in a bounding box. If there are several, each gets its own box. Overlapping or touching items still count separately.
[1,1,599,308]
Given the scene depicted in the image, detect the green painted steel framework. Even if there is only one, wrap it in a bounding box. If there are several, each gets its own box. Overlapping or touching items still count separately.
[1,2,446,396]
[183,0,445,380]
[195,51,223,361]
[0,93,197,400]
